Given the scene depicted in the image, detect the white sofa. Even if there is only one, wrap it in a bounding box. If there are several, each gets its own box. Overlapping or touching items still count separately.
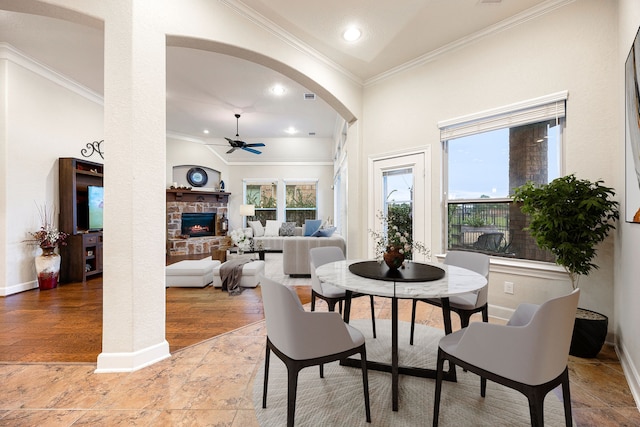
[249,226,304,251]
[282,235,346,276]
[242,223,346,276]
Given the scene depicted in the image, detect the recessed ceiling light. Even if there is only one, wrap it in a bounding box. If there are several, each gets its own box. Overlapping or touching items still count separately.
[271,85,285,95]
[203,129,209,134]
[284,127,298,135]
[343,27,361,42]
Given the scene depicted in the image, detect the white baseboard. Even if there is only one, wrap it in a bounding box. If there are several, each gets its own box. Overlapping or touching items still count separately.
[616,340,640,410]
[0,280,38,296]
[95,340,171,373]
[488,303,514,323]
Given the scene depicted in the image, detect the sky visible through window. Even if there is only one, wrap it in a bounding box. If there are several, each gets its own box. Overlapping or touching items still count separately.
[448,125,560,200]
[384,169,413,204]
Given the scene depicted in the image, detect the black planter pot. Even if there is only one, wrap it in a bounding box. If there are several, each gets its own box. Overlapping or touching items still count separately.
[570,308,608,358]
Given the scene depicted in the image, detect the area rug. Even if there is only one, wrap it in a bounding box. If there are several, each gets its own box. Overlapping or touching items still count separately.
[253,319,572,426]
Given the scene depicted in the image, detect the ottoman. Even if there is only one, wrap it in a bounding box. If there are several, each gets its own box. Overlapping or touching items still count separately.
[165,258,220,287]
[212,260,265,288]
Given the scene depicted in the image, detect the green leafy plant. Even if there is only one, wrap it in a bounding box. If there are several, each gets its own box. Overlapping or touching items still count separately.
[369,207,429,261]
[513,174,619,289]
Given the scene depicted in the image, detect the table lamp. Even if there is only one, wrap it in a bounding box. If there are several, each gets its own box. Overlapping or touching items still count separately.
[239,204,255,217]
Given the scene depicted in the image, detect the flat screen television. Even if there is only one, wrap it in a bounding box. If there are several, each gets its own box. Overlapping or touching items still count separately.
[88,185,104,230]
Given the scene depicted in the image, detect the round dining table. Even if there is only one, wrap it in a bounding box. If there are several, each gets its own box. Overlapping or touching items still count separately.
[316,259,487,412]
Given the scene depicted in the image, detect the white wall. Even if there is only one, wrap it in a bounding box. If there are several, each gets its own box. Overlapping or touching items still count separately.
[361,0,618,322]
[0,49,103,296]
[617,0,640,406]
[166,136,229,189]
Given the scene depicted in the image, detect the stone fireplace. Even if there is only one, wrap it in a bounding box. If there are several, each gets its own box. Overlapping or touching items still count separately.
[166,190,231,256]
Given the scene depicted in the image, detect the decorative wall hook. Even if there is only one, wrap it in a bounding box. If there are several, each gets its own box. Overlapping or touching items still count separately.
[81,140,104,159]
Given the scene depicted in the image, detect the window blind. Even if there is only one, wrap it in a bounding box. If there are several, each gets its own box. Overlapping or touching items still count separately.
[438,91,568,141]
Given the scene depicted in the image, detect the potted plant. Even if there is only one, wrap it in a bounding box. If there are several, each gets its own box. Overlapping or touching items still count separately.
[513,174,619,357]
[369,208,429,270]
[24,205,68,290]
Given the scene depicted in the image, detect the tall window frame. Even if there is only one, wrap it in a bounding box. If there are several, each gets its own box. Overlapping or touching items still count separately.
[439,91,567,262]
[284,179,318,226]
[243,180,278,225]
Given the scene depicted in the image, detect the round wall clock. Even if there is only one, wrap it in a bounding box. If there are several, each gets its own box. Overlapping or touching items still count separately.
[186,167,208,187]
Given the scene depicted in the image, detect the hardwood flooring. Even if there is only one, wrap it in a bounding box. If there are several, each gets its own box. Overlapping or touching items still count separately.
[0,276,310,363]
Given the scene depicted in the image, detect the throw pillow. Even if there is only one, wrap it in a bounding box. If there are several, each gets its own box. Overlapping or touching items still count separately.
[303,219,323,236]
[312,226,336,237]
[248,220,264,237]
[279,222,296,236]
[264,220,282,237]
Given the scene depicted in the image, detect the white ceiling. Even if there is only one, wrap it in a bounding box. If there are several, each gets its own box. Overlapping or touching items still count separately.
[0,0,555,162]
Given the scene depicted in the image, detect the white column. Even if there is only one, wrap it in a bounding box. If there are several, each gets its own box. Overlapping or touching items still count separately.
[96,0,169,372]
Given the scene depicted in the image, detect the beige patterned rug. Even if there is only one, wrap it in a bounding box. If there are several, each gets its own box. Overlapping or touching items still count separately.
[253,319,573,426]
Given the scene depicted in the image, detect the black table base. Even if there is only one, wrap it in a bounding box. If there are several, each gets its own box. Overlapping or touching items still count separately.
[343,290,457,412]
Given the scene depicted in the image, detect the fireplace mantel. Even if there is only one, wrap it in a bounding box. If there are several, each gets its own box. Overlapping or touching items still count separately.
[166,189,230,203]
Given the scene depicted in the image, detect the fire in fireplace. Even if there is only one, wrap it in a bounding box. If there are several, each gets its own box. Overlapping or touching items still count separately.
[181,213,216,237]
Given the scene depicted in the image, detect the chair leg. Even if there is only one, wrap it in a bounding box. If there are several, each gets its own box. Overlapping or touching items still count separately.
[480,376,487,397]
[410,299,418,345]
[327,299,337,312]
[262,343,271,408]
[319,363,324,378]
[310,292,316,312]
[359,346,372,423]
[369,295,377,338]
[433,348,446,427]
[482,305,489,323]
[460,311,471,329]
[526,387,547,427]
[561,369,573,427]
[286,366,301,427]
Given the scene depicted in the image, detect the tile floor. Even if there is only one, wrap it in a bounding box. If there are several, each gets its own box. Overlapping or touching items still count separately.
[0,297,638,426]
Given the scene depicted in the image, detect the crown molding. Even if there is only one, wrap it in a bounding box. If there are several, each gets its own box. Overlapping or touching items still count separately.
[219,0,363,86]
[0,42,103,105]
[364,0,576,87]
[227,161,333,166]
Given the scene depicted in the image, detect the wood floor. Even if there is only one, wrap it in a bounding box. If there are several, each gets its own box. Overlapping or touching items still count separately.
[0,276,310,363]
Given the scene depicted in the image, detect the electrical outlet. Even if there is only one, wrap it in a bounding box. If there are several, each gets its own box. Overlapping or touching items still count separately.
[504,281,514,295]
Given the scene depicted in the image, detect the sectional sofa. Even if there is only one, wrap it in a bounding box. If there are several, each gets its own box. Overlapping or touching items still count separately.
[243,220,345,276]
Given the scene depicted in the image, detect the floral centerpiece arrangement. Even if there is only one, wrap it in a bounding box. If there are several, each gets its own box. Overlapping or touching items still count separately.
[26,205,68,250]
[230,228,252,253]
[369,209,429,269]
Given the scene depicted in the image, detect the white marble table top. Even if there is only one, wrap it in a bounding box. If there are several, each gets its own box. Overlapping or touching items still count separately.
[315,259,487,299]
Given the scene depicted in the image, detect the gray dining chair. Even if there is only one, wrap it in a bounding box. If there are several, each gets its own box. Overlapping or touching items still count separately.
[433,288,580,427]
[310,246,377,338]
[410,250,489,344]
[260,275,371,427]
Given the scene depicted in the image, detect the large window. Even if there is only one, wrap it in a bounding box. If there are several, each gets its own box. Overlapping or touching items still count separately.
[245,181,278,224]
[441,92,566,262]
[285,181,317,226]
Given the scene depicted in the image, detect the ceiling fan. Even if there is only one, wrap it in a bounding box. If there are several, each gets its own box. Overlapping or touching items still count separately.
[224,114,265,155]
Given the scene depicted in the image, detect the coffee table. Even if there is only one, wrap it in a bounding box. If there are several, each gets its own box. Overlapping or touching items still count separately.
[226,247,267,261]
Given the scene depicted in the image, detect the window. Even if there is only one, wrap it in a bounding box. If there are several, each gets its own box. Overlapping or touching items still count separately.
[244,181,278,224]
[285,181,317,226]
[440,92,566,262]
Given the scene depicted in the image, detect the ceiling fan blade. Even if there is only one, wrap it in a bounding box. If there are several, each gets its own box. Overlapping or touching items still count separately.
[242,147,262,155]
[226,147,237,154]
[245,143,265,147]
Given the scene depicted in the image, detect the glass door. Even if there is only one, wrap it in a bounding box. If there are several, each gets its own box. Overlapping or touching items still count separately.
[371,152,428,261]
